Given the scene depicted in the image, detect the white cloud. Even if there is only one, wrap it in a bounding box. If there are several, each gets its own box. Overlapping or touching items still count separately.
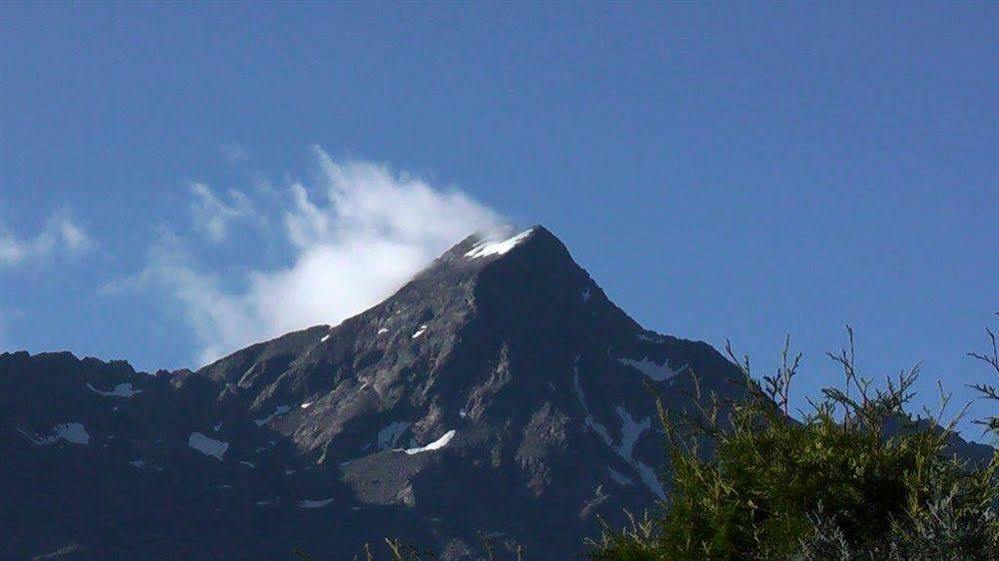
[139,149,505,366]
[0,211,92,267]
[56,215,93,251]
[189,182,256,242]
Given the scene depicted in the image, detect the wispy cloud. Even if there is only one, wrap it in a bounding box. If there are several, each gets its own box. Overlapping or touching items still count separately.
[189,182,256,243]
[129,148,504,366]
[0,211,93,267]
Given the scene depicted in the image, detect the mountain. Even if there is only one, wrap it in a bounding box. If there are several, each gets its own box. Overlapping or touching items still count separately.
[8,226,982,561]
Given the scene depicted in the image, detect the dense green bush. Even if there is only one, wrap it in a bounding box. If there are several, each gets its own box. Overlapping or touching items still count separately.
[589,328,999,561]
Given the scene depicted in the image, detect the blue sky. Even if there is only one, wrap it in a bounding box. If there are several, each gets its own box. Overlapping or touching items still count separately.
[1,4,996,440]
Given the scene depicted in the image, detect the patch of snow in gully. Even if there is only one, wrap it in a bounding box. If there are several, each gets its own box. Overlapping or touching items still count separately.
[298,498,335,509]
[635,461,665,498]
[572,356,613,446]
[188,432,228,460]
[20,423,90,446]
[608,467,634,486]
[636,331,664,343]
[573,355,664,498]
[86,382,141,398]
[404,430,456,455]
[618,357,687,382]
[411,325,428,338]
[254,405,291,426]
[614,406,651,459]
[54,423,91,445]
[27,422,91,446]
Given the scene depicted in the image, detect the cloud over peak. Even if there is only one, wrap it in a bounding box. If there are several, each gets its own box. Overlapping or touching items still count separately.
[138,149,504,366]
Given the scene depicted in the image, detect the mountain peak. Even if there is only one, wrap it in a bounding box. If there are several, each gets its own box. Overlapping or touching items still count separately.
[462,226,537,259]
[0,223,774,560]
[398,224,622,329]
[438,224,569,266]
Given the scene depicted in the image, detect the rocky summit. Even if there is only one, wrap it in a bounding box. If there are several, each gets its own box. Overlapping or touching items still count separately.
[3,226,752,560]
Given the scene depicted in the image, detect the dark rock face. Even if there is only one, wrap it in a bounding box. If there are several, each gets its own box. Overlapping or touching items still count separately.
[2,225,910,560]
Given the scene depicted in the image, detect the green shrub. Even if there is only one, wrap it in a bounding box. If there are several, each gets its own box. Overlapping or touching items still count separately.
[590,328,999,561]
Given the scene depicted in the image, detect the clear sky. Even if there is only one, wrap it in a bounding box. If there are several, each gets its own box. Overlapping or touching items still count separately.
[1,4,996,440]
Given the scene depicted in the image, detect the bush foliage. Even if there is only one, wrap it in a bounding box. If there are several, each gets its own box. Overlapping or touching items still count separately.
[588,328,999,561]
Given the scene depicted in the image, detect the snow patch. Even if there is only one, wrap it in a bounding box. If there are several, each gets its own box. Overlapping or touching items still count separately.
[188,432,228,460]
[572,357,613,446]
[464,228,534,259]
[300,401,313,409]
[130,459,145,468]
[581,286,591,302]
[25,422,91,446]
[573,356,664,498]
[618,357,687,382]
[377,328,389,335]
[377,421,411,451]
[411,325,427,338]
[635,461,665,499]
[608,467,634,486]
[87,382,141,398]
[240,461,256,469]
[20,423,90,446]
[54,423,90,445]
[614,406,651,460]
[254,405,291,426]
[403,429,456,455]
[298,498,334,509]
[636,331,664,343]
[320,334,330,343]
[213,421,222,432]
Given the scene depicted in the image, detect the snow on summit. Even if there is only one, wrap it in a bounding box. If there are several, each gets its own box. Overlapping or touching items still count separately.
[464,228,534,259]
